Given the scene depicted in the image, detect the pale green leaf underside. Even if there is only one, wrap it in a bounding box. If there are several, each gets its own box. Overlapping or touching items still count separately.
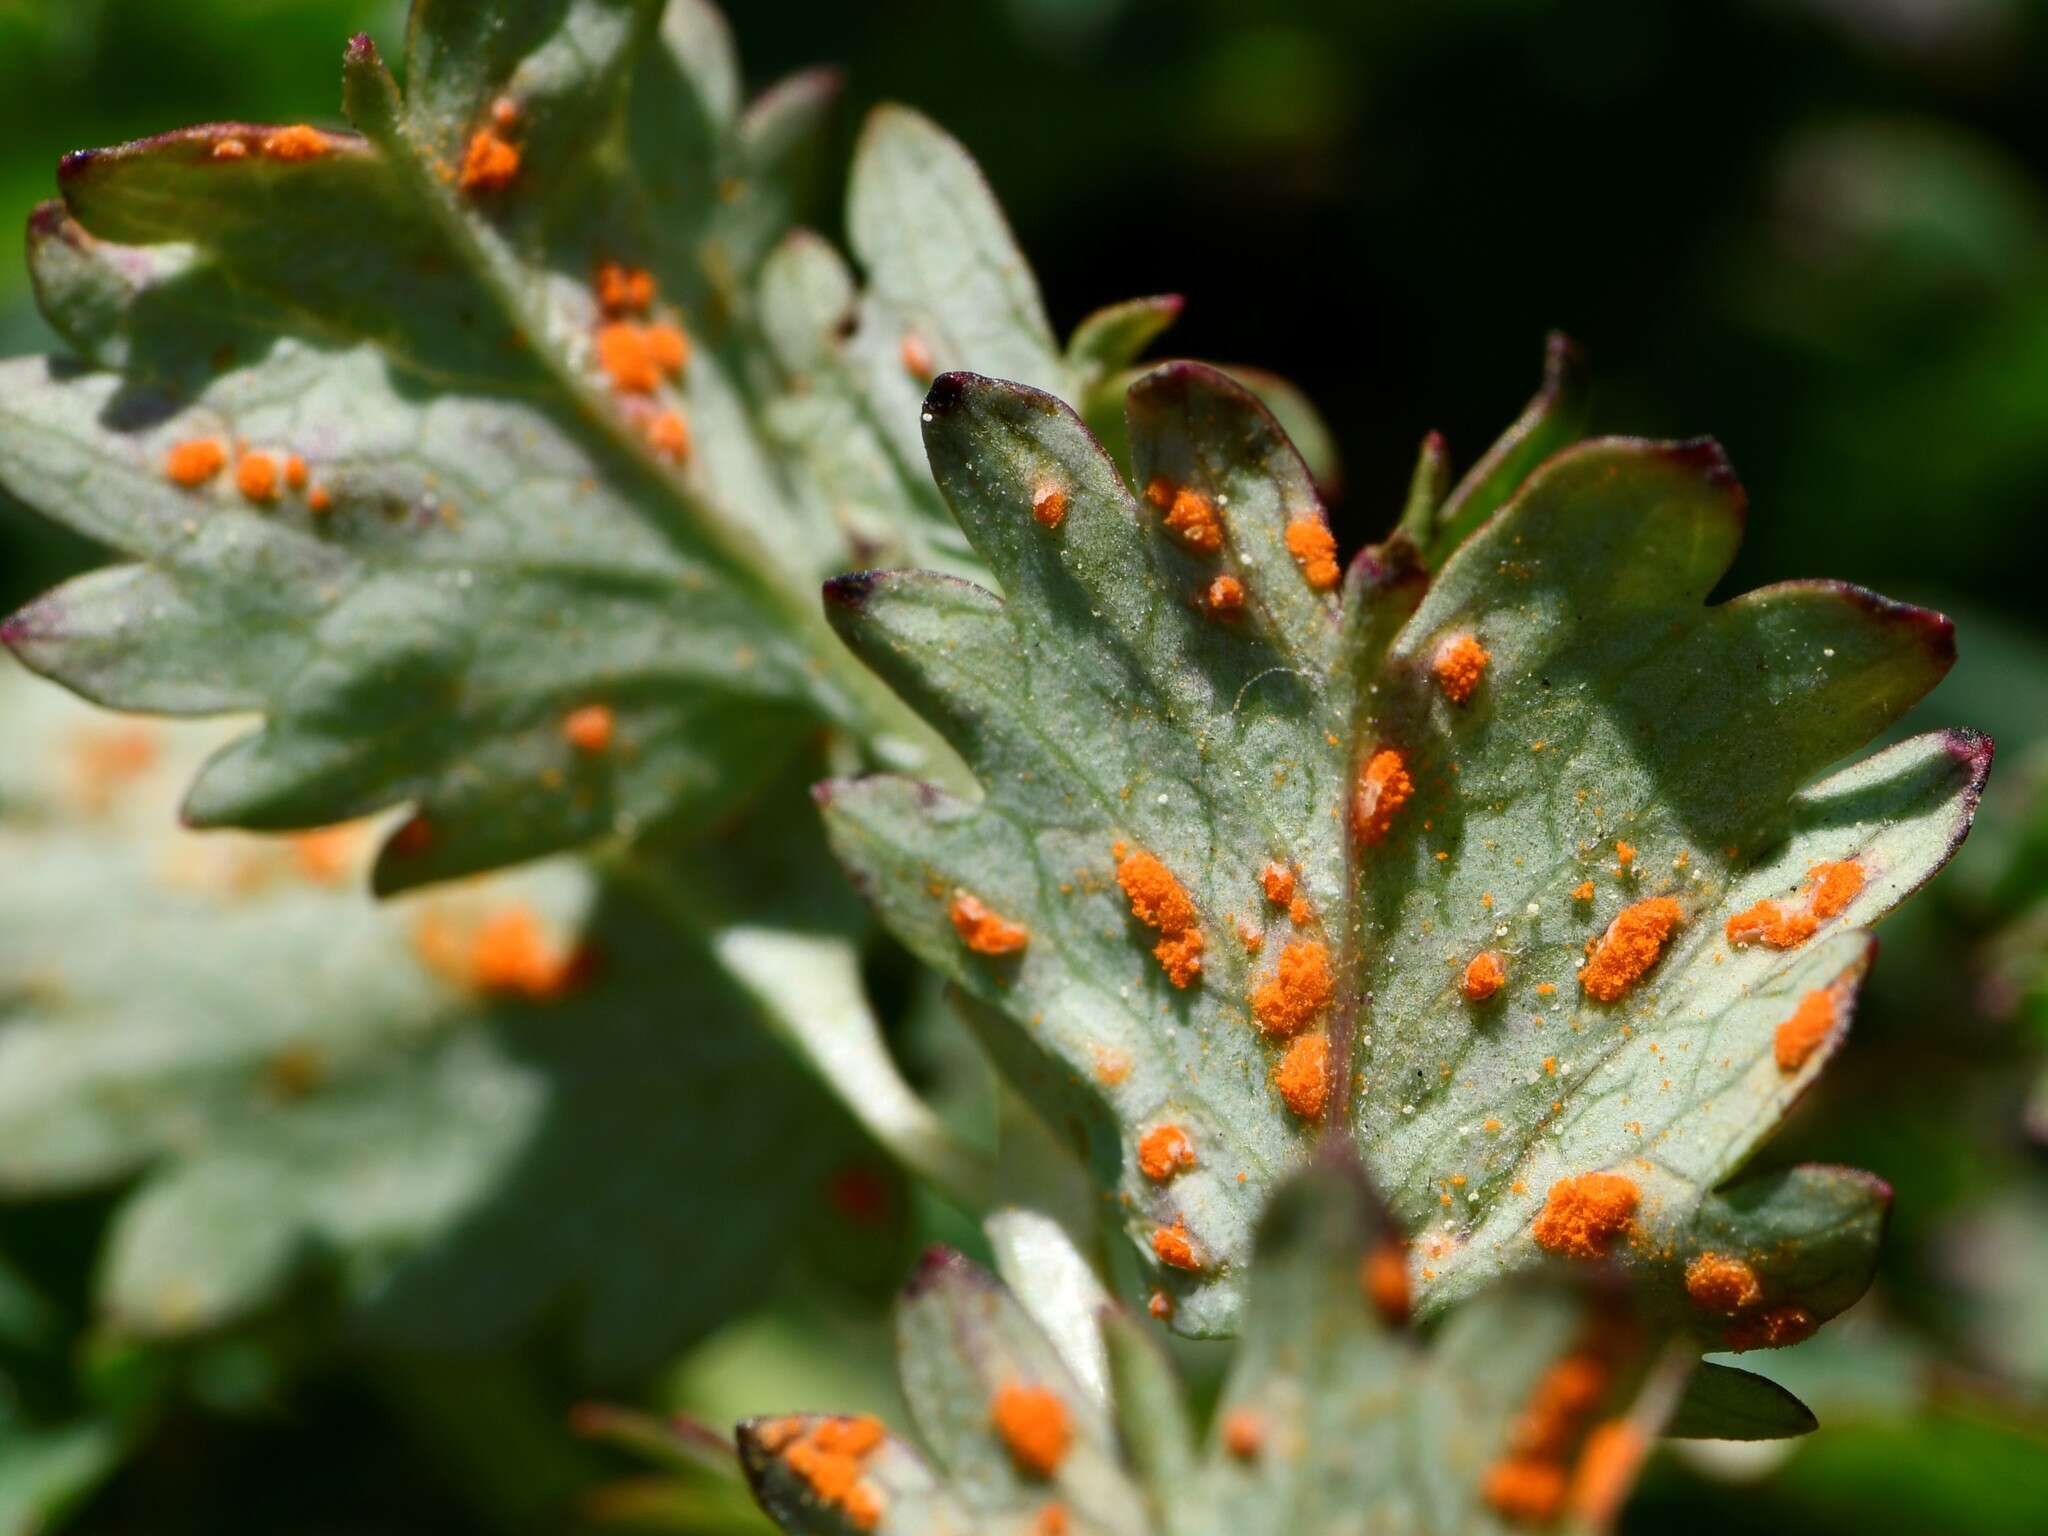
[739,1169,1619,1536]
[0,661,857,1377]
[820,362,1988,1339]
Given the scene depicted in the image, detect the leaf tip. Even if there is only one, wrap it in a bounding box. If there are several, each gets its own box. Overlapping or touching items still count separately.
[921,369,974,416]
[822,570,882,610]
[903,1242,973,1298]
[1540,329,1589,397]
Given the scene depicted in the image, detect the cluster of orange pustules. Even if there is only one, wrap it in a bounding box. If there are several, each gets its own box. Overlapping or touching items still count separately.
[591,261,694,463]
[755,1415,887,1532]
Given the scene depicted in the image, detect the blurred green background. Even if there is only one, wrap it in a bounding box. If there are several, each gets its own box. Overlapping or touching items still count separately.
[2,0,2046,1531]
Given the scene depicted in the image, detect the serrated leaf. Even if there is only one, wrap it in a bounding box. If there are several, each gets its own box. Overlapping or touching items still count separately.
[1664,1361,1818,1441]
[817,350,1989,1346]
[737,1168,1662,1536]
[0,660,873,1378]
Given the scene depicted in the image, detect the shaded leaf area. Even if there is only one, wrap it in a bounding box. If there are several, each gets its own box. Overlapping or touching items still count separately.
[737,1167,1660,1536]
[818,350,1988,1344]
[0,662,864,1380]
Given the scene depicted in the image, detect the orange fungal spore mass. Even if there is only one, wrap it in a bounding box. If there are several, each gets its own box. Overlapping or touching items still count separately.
[1806,859,1865,918]
[1532,1172,1639,1258]
[646,321,690,378]
[307,484,335,513]
[1031,484,1068,529]
[236,451,279,502]
[1432,633,1490,703]
[1221,1408,1265,1460]
[596,322,662,393]
[1728,859,1866,949]
[562,704,615,754]
[596,262,656,315]
[1114,843,1204,987]
[1153,1218,1200,1271]
[1162,487,1223,554]
[1251,939,1333,1037]
[779,1414,888,1531]
[1685,1252,1762,1315]
[1462,950,1507,1002]
[991,1385,1072,1477]
[646,409,692,463]
[1138,1124,1196,1181]
[1205,574,1244,615]
[1723,1304,1816,1353]
[262,125,329,160]
[164,437,227,487]
[470,906,578,999]
[1261,862,1295,906]
[1568,1420,1646,1526]
[948,890,1030,956]
[1361,1244,1409,1325]
[1578,896,1682,1001]
[1352,748,1414,845]
[1484,1459,1568,1525]
[284,454,308,489]
[899,331,935,380]
[212,138,248,161]
[1274,1032,1331,1120]
[1775,989,1838,1071]
[460,128,521,191]
[1285,517,1340,589]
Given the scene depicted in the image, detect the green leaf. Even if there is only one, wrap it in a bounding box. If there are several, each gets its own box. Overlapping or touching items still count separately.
[0,660,872,1378]
[737,1168,1663,1536]
[818,352,1989,1344]
[1664,1362,1818,1441]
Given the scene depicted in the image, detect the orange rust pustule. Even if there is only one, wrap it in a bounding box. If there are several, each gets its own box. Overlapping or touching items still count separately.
[1205,574,1244,615]
[469,906,580,999]
[1462,950,1507,1002]
[1806,859,1865,918]
[1034,1506,1070,1536]
[1114,843,1204,987]
[596,322,662,394]
[283,453,308,490]
[596,262,656,315]
[949,890,1030,956]
[1138,1123,1196,1181]
[262,125,330,161]
[1032,484,1068,529]
[1532,1172,1639,1259]
[1361,1243,1409,1325]
[1273,1032,1331,1120]
[307,484,335,513]
[1432,632,1490,704]
[236,451,279,503]
[1260,862,1295,906]
[289,824,364,884]
[1162,487,1223,554]
[1578,896,1683,1002]
[646,409,692,463]
[900,331,935,380]
[1221,1407,1266,1460]
[1685,1252,1762,1315]
[1723,1304,1816,1352]
[1483,1459,1568,1526]
[1251,939,1333,1037]
[1568,1420,1647,1526]
[780,1414,888,1531]
[460,128,521,191]
[1285,517,1339,589]
[991,1385,1071,1477]
[1775,988,1839,1072]
[1727,859,1866,949]
[1351,748,1414,845]
[562,703,615,754]
[645,321,690,378]
[164,437,227,487]
[1153,1217,1200,1271]
[212,138,248,161]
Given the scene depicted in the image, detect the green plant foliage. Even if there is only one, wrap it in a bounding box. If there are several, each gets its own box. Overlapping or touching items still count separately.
[0,658,873,1378]
[818,353,1990,1348]
[738,1167,1656,1536]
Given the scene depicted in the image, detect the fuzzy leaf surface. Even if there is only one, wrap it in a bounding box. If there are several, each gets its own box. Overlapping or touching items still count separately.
[820,356,1989,1341]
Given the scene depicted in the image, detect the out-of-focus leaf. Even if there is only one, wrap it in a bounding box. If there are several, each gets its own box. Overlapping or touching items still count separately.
[1665,1362,1818,1441]
[817,346,1987,1345]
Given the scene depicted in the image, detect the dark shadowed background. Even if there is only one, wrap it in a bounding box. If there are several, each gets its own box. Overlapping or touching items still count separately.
[2,1,2045,1532]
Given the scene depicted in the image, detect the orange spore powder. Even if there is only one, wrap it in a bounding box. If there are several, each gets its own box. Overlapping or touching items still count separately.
[284,454,308,490]
[469,906,578,999]
[1205,574,1244,615]
[1723,1304,1816,1353]
[1486,1347,1614,1526]
[948,890,1030,956]
[1361,1244,1409,1325]
[899,331,935,379]
[1221,1407,1265,1460]
[1775,988,1838,1071]
[646,409,692,463]
[460,128,520,192]
[211,138,248,161]
[1031,484,1068,529]
[1572,880,1595,902]
[1285,517,1340,589]
[1147,1290,1173,1320]
[236,452,279,503]
[1251,939,1333,1037]
[1432,633,1489,704]
[1152,1217,1200,1271]
[1092,1044,1131,1085]
[992,1385,1071,1477]
[596,262,655,315]
[596,322,662,393]
[307,484,335,513]
[646,321,690,378]
[1162,487,1223,554]
[1034,1506,1069,1536]
[1462,950,1507,1002]
[1274,1032,1331,1120]
[164,437,227,487]
[262,125,329,161]
[288,824,363,884]
[1727,859,1865,949]
[1351,748,1414,845]
[1138,1124,1196,1181]
[562,703,614,754]
[1685,1252,1762,1315]
[779,1414,888,1531]
[1532,1172,1638,1258]
[1578,896,1682,1002]
[1113,842,1204,987]
[1567,1420,1646,1526]
[1260,862,1294,905]
[1483,1459,1567,1525]
[1807,859,1865,918]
